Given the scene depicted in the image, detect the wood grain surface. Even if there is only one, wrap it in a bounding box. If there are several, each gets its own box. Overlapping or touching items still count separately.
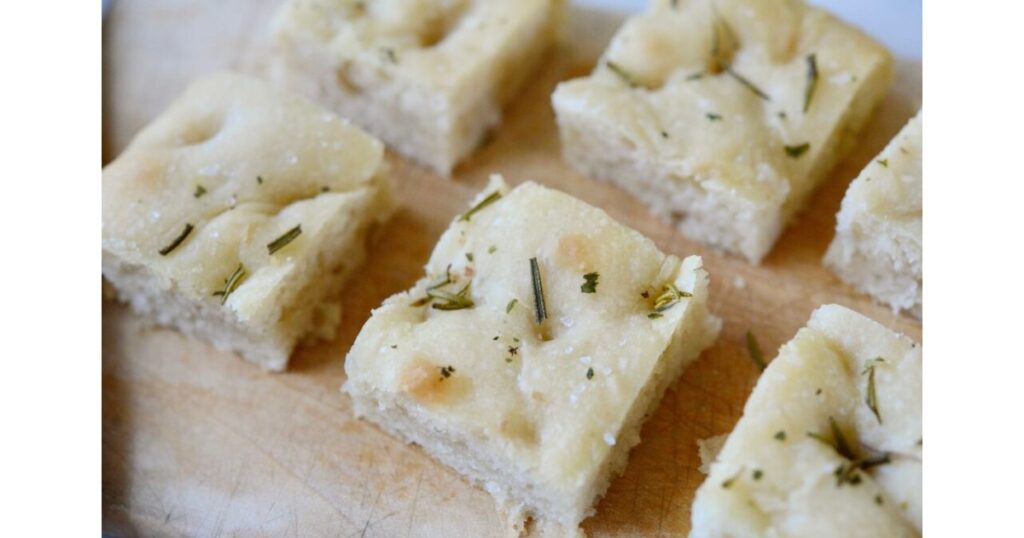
[102,1,922,536]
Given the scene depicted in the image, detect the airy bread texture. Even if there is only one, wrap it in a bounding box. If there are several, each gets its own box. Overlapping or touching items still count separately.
[826,113,922,317]
[344,176,721,534]
[272,0,564,175]
[102,73,394,371]
[552,0,892,263]
[691,305,922,537]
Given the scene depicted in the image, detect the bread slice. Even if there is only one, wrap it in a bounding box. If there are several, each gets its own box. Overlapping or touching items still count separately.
[552,0,892,263]
[271,0,564,175]
[344,176,720,534]
[102,73,394,371]
[691,305,922,537]
[825,113,922,317]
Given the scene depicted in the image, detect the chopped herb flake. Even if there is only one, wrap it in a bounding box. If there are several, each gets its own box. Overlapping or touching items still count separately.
[212,263,247,305]
[752,469,763,480]
[706,112,723,121]
[652,283,692,314]
[685,71,705,81]
[159,223,194,256]
[460,191,502,222]
[586,367,594,380]
[465,252,474,262]
[439,365,455,379]
[774,430,786,441]
[785,143,811,158]
[428,282,474,311]
[803,53,818,113]
[721,467,744,489]
[745,331,767,371]
[256,176,264,185]
[267,225,302,255]
[194,185,207,198]
[581,272,599,294]
[877,158,889,167]
[660,130,670,139]
[506,298,518,313]
[382,47,398,63]
[488,245,497,254]
[647,312,663,319]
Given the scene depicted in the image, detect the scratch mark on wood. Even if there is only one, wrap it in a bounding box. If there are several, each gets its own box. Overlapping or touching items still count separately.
[405,469,426,537]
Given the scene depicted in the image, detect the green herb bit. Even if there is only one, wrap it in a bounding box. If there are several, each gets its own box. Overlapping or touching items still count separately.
[721,467,744,489]
[877,158,889,167]
[410,296,431,307]
[752,469,763,480]
[685,71,705,81]
[439,365,455,379]
[465,252,474,262]
[256,176,264,185]
[586,367,594,379]
[530,257,547,324]
[745,331,767,372]
[212,263,247,305]
[806,416,856,461]
[652,283,693,313]
[706,113,723,121]
[875,495,884,505]
[460,191,502,222]
[506,298,518,313]
[267,225,302,255]
[727,68,770,101]
[581,272,599,294]
[382,47,398,63]
[774,430,786,441]
[863,357,885,424]
[159,223,194,256]
[428,282,474,311]
[488,245,497,254]
[784,143,811,158]
[606,61,639,88]
[194,185,207,198]
[660,130,669,139]
[803,53,818,113]
[647,312,663,319]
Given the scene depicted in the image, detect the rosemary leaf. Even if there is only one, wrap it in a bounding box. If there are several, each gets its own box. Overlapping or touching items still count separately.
[803,53,818,113]
[606,61,639,88]
[530,257,547,324]
[863,357,885,424]
[460,191,502,222]
[506,298,518,313]
[159,223,194,256]
[727,68,770,101]
[745,331,767,371]
[267,225,302,255]
[212,263,247,305]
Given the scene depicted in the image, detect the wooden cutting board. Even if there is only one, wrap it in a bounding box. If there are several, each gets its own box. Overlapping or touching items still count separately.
[102,1,922,536]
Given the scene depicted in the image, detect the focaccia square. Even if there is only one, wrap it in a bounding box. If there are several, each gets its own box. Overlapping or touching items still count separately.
[102,73,394,371]
[552,0,892,262]
[691,305,921,537]
[826,112,922,317]
[344,176,721,533]
[272,0,564,175]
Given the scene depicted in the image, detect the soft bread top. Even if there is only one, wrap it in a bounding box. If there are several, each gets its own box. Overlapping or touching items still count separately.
[102,72,387,325]
[345,177,714,492]
[553,0,892,207]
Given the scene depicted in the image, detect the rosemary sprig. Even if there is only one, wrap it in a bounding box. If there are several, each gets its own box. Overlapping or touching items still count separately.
[212,263,247,305]
[606,61,639,88]
[267,225,302,255]
[652,283,693,313]
[530,257,547,324]
[428,282,474,311]
[785,143,810,158]
[581,272,599,294]
[745,331,767,371]
[460,191,502,222]
[803,53,818,113]
[863,357,886,424]
[159,223,194,256]
[727,68,770,101]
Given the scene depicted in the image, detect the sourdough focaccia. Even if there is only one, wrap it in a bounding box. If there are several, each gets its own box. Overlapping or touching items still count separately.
[272,0,563,175]
[552,0,892,263]
[826,113,922,317]
[102,73,394,371]
[344,176,721,534]
[691,305,922,537]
